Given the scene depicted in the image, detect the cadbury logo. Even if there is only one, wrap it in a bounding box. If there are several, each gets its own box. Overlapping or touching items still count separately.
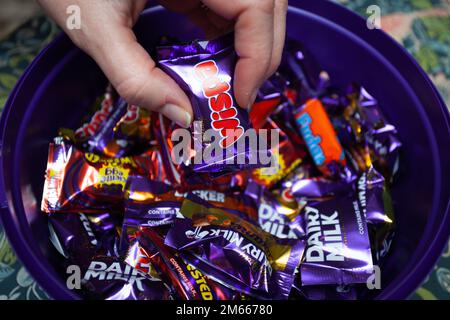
[194,60,244,148]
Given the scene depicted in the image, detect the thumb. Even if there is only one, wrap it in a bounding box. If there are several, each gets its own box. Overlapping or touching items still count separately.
[81,25,193,128]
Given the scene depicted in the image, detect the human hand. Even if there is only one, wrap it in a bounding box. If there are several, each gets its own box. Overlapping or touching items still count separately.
[38,0,288,128]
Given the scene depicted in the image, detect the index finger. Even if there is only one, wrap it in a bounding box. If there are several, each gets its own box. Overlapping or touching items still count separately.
[202,0,275,109]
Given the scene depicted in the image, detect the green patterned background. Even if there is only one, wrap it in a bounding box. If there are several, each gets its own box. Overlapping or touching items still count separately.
[0,0,448,300]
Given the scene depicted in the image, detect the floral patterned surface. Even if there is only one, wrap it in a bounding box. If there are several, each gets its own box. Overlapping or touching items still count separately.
[0,1,449,300]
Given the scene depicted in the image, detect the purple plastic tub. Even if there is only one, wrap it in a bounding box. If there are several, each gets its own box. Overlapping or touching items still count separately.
[0,1,449,300]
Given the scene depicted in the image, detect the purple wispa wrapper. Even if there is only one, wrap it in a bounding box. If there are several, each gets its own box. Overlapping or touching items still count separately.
[77,255,171,300]
[48,212,120,259]
[245,181,305,239]
[300,192,373,286]
[157,34,263,173]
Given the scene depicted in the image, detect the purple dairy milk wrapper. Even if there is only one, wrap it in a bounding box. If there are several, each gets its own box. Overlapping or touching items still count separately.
[76,255,172,300]
[245,180,305,239]
[48,213,171,299]
[164,193,303,298]
[157,34,265,173]
[300,190,374,286]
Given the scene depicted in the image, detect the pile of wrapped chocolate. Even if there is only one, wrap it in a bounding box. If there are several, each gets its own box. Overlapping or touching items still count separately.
[41,35,401,300]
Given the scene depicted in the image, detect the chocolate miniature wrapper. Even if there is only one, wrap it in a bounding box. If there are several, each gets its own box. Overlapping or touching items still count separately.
[300,189,373,286]
[60,88,152,158]
[48,213,171,300]
[245,181,305,239]
[124,177,183,227]
[295,99,347,177]
[157,34,265,173]
[164,193,303,298]
[76,255,171,300]
[356,166,395,263]
[48,212,120,260]
[39,35,403,300]
[123,175,258,228]
[126,227,241,300]
[41,138,158,213]
[291,176,353,199]
[329,85,401,179]
[239,119,305,189]
[283,40,330,104]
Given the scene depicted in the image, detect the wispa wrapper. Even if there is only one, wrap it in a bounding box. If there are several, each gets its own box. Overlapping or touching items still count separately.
[60,90,152,158]
[300,190,374,286]
[41,138,160,213]
[157,34,265,173]
[126,227,242,300]
[164,193,303,299]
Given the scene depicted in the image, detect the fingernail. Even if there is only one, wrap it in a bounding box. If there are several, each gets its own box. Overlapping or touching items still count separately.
[161,103,192,128]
